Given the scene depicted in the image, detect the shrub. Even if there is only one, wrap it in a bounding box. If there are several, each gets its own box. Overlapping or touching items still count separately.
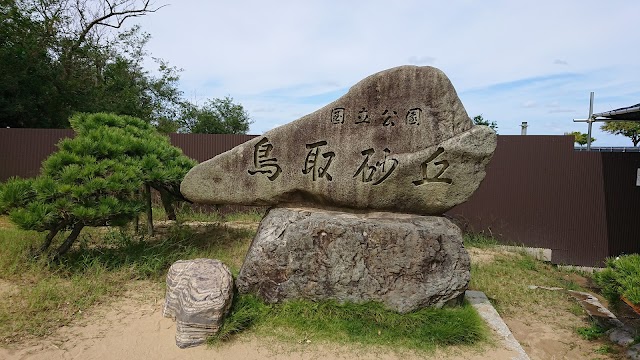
[0,113,196,259]
[593,254,640,305]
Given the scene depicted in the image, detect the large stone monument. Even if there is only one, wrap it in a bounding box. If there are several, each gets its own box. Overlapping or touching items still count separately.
[181,65,496,313]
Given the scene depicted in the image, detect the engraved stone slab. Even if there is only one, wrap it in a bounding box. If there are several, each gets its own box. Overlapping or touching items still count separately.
[181,65,496,215]
[163,259,234,348]
[236,207,471,313]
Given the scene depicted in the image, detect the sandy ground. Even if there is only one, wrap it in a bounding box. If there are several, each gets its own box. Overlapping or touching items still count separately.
[0,281,519,360]
[0,246,622,360]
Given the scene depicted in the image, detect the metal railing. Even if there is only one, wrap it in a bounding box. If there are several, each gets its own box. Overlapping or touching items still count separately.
[574,146,640,152]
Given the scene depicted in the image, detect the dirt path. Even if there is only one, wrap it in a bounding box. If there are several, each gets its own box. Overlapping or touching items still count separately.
[470,248,623,359]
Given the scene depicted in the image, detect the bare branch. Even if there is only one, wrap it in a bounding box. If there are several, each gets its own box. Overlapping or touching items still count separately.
[72,1,166,55]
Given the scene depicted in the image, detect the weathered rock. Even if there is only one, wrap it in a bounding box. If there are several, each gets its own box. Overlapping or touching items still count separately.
[181,65,496,215]
[163,258,234,348]
[566,290,624,329]
[608,326,636,347]
[236,207,470,313]
[628,343,640,360]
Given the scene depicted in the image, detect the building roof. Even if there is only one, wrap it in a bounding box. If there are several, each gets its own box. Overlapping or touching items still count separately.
[594,103,640,121]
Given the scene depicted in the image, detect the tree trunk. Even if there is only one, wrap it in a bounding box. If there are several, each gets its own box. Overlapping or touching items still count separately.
[33,224,63,258]
[52,223,84,261]
[145,183,154,236]
[158,187,176,221]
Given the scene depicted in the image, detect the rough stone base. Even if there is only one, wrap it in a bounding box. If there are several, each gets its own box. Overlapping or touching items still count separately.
[237,207,470,313]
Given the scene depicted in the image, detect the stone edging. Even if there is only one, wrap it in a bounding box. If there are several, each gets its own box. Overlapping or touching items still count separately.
[466,290,530,360]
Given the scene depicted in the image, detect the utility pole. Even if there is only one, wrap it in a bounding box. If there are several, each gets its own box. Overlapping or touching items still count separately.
[587,92,594,151]
[573,91,595,151]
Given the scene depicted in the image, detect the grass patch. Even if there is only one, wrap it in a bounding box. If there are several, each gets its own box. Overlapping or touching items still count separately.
[224,208,265,223]
[0,215,254,343]
[468,249,588,317]
[569,302,585,316]
[177,208,224,223]
[212,295,487,352]
[595,344,615,354]
[463,233,499,248]
[3,213,592,354]
[576,322,607,340]
[151,205,263,224]
[1,213,489,353]
[65,225,254,278]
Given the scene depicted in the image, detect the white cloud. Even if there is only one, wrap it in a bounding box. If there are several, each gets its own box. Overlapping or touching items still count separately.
[134,0,640,145]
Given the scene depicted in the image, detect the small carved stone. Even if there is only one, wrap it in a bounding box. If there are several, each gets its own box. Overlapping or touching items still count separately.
[163,258,234,348]
[237,207,470,313]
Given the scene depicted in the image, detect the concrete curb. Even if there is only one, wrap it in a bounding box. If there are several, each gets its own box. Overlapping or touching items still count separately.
[466,290,530,360]
[497,246,552,262]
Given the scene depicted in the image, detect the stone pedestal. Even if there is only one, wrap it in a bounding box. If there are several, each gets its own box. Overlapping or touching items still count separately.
[237,207,470,313]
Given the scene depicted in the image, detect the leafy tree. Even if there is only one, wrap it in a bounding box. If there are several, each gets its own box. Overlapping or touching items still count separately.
[0,113,196,259]
[565,131,595,146]
[84,31,185,130]
[472,115,498,132]
[0,0,64,127]
[180,96,252,134]
[601,121,640,147]
[1,2,253,133]
[0,0,185,129]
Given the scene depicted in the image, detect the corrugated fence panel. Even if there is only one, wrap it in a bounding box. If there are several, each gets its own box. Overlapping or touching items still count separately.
[168,133,257,162]
[0,128,74,181]
[555,150,608,266]
[447,135,609,267]
[0,130,256,181]
[602,152,640,258]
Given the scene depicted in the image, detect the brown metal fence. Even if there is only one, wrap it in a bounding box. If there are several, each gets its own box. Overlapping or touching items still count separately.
[168,133,257,162]
[602,153,640,261]
[0,128,75,181]
[447,135,640,267]
[0,129,256,180]
[1,129,639,267]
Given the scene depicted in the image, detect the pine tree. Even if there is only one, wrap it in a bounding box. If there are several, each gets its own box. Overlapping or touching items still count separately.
[0,113,196,259]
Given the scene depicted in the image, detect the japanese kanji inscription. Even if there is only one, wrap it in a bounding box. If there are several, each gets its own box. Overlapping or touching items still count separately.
[247,137,282,181]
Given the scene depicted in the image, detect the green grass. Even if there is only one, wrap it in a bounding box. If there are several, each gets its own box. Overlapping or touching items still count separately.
[595,344,615,354]
[3,214,594,354]
[468,245,588,317]
[0,213,491,353]
[223,208,265,223]
[463,233,499,248]
[150,205,223,223]
[576,322,607,340]
[151,205,264,224]
[65,225,254,277]
[0,216,254,343]
[211,295,487,352]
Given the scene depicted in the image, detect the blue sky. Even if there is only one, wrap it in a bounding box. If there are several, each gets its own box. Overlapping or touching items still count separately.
[136,0,640,146]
